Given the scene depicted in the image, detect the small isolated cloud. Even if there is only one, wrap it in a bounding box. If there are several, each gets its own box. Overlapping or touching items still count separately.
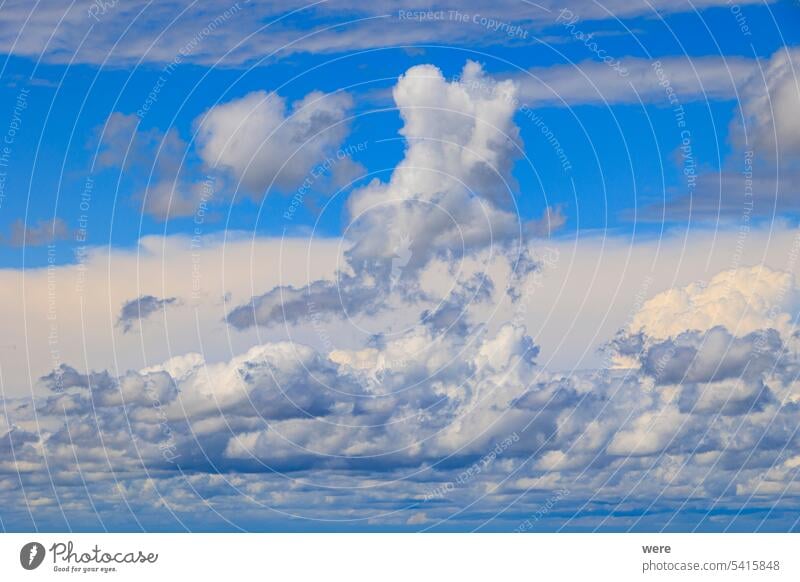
[195,89,356,198]
[117,295,179,333]
[4,218,69,247]
[96,113,215,220]
[226,273,383,330]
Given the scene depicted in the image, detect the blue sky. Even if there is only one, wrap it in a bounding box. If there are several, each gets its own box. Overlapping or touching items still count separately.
[2,0,800,533]
[1,1,798,267]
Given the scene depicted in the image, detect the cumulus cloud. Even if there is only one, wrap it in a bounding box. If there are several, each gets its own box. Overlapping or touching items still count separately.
[7,320,543,482]
[97,87,360,220]
[608,267,795,418]
[346,61,524,267]
[4,262,800,530]
[594,266,800,467]
[195,89,357,198]
[503,265,800,515]
[227,61,548,330]
[640,326,782,387]
[40,364,178,411]
[117,295,180,333]
[625,265,797,346]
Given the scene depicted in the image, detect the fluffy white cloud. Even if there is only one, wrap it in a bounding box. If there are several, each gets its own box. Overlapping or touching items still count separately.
[5,318,543,479]
[97,87,359,219]
[196,90,356,197]
[227,62,552,331]
[628,265,797,344]
[346,61,524,268]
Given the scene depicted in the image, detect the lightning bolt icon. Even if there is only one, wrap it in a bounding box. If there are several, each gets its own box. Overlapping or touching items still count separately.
[28,545,38,566]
